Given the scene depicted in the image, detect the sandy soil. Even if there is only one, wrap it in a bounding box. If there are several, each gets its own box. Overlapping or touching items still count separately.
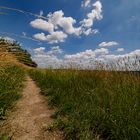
[1,77,62,140]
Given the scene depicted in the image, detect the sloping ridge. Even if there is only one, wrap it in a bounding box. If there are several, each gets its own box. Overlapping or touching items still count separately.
[0,38,37,67]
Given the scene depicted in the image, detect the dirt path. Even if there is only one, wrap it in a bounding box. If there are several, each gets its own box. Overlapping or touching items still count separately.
[1,77,62,140]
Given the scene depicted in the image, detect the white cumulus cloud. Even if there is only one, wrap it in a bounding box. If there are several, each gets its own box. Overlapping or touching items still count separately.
[46,31,68,44]
[81,1,103,28]
[99,41,119,47]
[34,47,46,54]
[33,31,68,44]
[48,10,81,35]
[30,1,103,44]
[33,46,63,68]
[116,48,124,52]
[81,0,91,8]
[30,19,54,33]
[32,46,140,71]
[64,48,109,61]
[47,46,63,55]
[33,33,47,41]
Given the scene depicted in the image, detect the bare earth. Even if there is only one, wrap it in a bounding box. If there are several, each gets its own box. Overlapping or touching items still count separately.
[1,77,62,140]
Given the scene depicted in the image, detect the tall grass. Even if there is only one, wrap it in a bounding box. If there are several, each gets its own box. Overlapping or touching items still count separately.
[0,64,25,120]
[29,69,140,140]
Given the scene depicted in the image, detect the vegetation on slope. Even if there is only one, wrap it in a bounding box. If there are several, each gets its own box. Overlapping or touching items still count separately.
[0,37,140,139]
[0,38,35,139]
[0,64,25,120]
[0,38,37,67]
[29,69,140,140]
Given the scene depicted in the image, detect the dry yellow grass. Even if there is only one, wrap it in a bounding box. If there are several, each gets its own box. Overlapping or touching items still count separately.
[0,52,17,63]
[0,52,32,70]
[0,39,37,68]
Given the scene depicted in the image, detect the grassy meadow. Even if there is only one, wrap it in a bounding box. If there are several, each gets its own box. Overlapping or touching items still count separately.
[0,63,25,120]
[0,38,140,140]
[29,69,140,140]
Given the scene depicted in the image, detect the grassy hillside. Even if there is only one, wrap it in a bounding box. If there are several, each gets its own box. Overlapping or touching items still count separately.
[0,39,34,132]
[0,38,37,67]
[29,69,140,140]
[0,64,25,120]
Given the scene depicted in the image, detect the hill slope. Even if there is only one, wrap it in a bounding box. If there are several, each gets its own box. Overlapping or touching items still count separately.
[0,38,37,67]
[0,38,36,127]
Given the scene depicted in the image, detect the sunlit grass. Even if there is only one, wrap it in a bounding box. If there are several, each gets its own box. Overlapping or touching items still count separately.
[0,37,139,139]
[0,64,25,120]
[0,59,25,139]
[29,68,140,140]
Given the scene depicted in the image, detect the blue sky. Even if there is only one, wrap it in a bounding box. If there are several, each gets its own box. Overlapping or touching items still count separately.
[0,0,140,68]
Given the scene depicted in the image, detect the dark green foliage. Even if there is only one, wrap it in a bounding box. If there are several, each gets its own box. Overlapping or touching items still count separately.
[29,69,140,140]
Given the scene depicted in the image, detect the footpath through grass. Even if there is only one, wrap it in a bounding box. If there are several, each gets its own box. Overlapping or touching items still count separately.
[29,69,140,140]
